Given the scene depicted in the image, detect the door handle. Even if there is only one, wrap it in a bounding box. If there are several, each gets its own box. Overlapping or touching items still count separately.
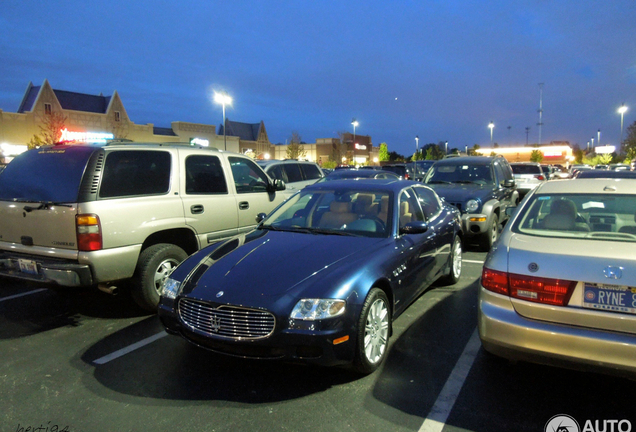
[239,201,250,210]
[191,205,204,214]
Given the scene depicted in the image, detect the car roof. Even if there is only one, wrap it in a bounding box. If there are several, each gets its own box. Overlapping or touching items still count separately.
[306,178,417,193]
[256,159,317,167]
[534,178,636,194]
[434,156,495,166]
[325,169,398,178]
[576,170,636,179]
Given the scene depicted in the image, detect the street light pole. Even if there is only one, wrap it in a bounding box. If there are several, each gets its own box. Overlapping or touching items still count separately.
[415,135,419,175]
[351,119,358,146]
[525,127,530,145]
[597,129,601,146]
[445,141,448,155]
[488,121,495,144]
[214,91,232,151]
[619,104,628,145]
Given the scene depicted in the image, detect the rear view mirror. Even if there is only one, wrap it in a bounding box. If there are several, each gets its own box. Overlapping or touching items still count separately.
[503,179,515,188]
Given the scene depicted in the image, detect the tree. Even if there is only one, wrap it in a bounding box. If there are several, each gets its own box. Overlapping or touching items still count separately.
[622,120,636,161]
[572,144,584,164]
[530,149,544,163]
[468,144,481,156]
[412,150,424,161]
[329,134,349,165]
[27,111,67,150]
[424,143,445,160]
[286,131,306,159]
[388,151,405,162]
[378,143,389,161]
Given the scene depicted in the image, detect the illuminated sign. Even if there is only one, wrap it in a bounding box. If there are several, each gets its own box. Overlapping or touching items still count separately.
[542,150,563,157]
[595,145,616,154]
[190,138,209,147]
[354,143,367,150]
[60,128,114,143]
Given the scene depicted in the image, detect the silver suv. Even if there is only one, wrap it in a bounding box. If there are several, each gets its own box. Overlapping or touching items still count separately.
[256,160,324,190]
[0,142,289,310]
[510,162,548,198]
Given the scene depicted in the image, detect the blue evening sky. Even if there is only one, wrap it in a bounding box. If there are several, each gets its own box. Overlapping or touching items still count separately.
[1,1,635,156]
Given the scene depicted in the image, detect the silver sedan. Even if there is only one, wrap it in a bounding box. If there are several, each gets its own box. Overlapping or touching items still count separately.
[479,178,636,376]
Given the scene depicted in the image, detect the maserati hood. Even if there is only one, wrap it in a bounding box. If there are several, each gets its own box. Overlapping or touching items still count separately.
[180,230,384,300]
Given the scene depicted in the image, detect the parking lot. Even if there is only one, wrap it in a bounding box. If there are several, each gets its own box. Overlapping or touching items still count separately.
[1,248,634,432]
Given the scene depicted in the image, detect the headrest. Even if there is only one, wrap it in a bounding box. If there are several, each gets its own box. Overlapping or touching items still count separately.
[400,201,410,214]
[550,199,576,217]
[330,201,351,213]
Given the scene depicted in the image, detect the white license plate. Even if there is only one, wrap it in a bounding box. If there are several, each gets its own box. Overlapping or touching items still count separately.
[18,259,38,275]
[582,283,636,314]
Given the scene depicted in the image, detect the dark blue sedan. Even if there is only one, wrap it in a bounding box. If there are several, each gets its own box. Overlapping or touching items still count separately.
[158,179,463,373]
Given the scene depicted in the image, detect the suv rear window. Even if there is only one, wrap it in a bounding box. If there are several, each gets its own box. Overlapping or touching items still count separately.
[511,164,542,174]
[100,150,171,198]
[0,146,96,202]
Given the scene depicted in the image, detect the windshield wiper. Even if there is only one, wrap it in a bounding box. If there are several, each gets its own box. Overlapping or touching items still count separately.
[305,228,359,236]
[427,180,452,184]
[21,201,74,212]
[452,180,476,184]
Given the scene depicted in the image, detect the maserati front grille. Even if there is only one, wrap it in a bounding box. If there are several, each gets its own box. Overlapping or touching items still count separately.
[179,298,275,340]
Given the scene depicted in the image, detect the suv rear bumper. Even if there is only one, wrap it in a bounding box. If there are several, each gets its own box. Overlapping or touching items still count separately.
[0,251,93,286]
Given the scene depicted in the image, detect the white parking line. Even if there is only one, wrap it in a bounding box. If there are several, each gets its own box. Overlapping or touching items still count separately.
[462,259,485,264]
[0,288,47,303]
[419,328,481,432]
[93,331,168,365]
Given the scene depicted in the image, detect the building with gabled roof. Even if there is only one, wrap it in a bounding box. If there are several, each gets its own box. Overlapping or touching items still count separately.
[0,80,239,159]
[219,119,271,158]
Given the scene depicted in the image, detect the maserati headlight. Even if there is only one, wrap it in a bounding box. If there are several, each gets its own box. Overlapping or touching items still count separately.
[161,277,182,299]
[465,199,480,213]
[290,299,346,320]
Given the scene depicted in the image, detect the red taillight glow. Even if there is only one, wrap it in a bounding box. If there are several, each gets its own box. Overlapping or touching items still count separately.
[76,214,102,251]
[535,175,546,180]
[481,268,509,295]
[482,267,576,306]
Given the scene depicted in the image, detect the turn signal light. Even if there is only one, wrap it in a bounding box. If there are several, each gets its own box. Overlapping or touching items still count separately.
[76,213,102,251]
[481,267,576,306]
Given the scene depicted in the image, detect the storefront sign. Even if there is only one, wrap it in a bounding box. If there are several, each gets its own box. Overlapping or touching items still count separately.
[354,143,367,150]
[59,128,114,143]
[190,138,209,147]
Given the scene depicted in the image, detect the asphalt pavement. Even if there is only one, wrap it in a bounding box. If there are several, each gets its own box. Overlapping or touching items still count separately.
[1,249,634,432]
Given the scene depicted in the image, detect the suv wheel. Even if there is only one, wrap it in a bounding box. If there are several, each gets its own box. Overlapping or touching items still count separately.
[479,213,499,251]
[132,243,188,311]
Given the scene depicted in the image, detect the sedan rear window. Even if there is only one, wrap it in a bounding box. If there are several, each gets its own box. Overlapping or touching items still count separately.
[514,193,636,242]
[511,164,542,174]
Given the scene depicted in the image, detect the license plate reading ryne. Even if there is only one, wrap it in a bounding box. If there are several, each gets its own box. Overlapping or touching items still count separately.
[583,283,636,314]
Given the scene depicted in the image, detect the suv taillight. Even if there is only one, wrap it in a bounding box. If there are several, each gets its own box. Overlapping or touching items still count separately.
[76,214,102,251]
[535,175,546,180]
[482,267,576,306]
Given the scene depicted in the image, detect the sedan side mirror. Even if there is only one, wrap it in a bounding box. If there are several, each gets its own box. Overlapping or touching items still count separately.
[399,221,429,235]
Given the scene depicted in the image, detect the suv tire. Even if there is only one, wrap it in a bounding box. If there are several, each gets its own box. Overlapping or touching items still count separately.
[132,243,188,311]
[479,213,499,251]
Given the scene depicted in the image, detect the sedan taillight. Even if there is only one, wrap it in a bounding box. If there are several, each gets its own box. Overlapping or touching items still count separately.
[76,214,102,251]
[535,175,546,180]
[482,267,576,306]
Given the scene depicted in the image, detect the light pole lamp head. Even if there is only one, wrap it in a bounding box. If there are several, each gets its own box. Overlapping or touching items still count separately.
[214,92,232,106]
[488,122,495,130]
[618,105,628,115]
[351,120,359,127]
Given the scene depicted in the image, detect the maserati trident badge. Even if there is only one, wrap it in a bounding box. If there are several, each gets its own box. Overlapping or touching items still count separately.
[210,315,221,333]
[216,291,224,298]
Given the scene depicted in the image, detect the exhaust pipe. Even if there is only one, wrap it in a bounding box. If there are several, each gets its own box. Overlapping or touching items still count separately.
[98,284,119,296]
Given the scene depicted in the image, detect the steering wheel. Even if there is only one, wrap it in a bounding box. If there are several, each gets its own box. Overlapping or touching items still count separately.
[363,215,387,232]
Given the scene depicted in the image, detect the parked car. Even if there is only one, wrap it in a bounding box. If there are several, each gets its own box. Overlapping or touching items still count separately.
[510,162,547,197]
[609,163,631,171]
[381,164,409,179]
[594,164,609,170]
[159,179,463,373]
[0,142,289,310]
[479,178,636,376]
[256,159,324,190]
[424,155,518,250]
[551,166,571,179]
[317,169,400,182]
[407,160,436,182]
[540,164,555,180]
[574,170,636,179]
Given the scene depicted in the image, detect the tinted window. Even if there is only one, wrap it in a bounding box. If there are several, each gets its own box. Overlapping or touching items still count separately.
[185,155,228,194]
[494,162,506,186]
[0,146,95,202]
[229,157,269,194]
[425,163,494,184]
[413,187,441,218]
[284,163,304,183]
[267,165,287,182]
[100,150,171,198]
[511,164,542,174]
[299,163,322,180]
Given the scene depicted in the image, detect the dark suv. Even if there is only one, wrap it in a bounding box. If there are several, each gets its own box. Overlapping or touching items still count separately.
[424,155,518,250]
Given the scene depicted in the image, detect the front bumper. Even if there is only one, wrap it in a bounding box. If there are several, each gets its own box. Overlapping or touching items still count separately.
[158,300,357,367]
[0,251,93,287]
[461,213,489,237]
[478,287,636,375]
